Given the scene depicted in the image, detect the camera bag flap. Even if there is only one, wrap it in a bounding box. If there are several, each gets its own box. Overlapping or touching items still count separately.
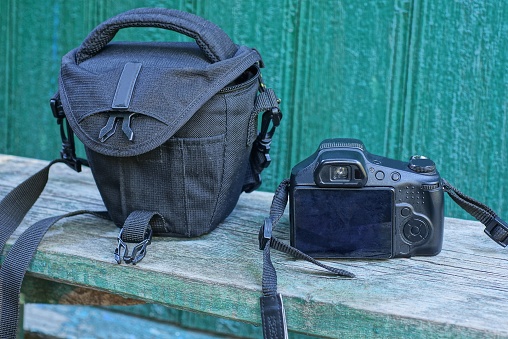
[59,9,262,157]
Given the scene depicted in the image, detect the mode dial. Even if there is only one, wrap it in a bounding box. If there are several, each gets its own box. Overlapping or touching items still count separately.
[409,155,436,173]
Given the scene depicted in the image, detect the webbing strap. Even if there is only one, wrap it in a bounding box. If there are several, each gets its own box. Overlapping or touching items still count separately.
[0,159,62,253]
[258,179,354,339]
[115,211,168,265]
[0,160,109,338]
[0,210,108,338]
[442,179,508,246]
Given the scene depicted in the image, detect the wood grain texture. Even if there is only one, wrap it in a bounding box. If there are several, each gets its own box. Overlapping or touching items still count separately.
[400,0,508,220]
[1,155,508,338]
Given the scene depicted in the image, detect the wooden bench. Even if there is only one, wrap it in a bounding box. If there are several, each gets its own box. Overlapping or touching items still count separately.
[1,155,508,338]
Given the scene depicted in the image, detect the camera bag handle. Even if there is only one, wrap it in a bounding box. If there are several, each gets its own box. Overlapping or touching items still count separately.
[258,178,508,339]
[75,7,237,64]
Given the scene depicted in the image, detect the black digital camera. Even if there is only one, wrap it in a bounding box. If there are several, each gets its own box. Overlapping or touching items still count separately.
[289,138,444,259]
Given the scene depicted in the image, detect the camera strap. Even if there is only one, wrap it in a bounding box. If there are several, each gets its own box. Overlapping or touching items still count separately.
[258,177,508,338]
[257,178,354,339]
[442,179,508,247]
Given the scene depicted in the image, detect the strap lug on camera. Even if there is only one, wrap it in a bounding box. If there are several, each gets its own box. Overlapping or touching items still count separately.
[484,216,508,247]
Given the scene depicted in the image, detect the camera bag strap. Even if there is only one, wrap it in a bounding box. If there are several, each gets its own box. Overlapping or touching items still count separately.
[0,160,111,337]
[258,177,508,339]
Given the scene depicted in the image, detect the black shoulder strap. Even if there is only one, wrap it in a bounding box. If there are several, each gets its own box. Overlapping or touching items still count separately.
[0,160,109,338]
[0,160,63,251]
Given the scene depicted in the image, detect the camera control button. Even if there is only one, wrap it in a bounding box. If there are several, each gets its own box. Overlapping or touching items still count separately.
[421,183,439,190]
[391,172,401,181]
[401,207,411,217]
[403,218,429,244]
[375,171,385,180]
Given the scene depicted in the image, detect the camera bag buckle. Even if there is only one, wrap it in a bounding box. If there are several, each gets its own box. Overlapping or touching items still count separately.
[484,216,508,247]
[243,85,282,194]
[50,97,88,173]
[115,227,153,265]
[257,107,283,168]
[258,218,273,250]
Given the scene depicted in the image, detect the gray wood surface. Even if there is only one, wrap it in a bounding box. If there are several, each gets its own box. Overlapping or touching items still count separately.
[1,155,507,338]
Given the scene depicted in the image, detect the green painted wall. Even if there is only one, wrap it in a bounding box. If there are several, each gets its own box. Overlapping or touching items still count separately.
[1,0,508,219]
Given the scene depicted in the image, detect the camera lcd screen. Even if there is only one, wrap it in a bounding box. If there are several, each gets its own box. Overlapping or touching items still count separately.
[292,188,394,258]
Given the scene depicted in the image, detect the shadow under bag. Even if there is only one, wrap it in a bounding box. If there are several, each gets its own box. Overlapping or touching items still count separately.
[0,8,282,338]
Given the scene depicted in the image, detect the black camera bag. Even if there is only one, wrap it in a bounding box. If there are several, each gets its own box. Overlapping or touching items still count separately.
[58,8,280,238]
[0,8,281,338]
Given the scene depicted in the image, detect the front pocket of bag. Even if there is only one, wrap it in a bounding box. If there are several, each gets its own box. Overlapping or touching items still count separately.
[86,133,226,237]
[133,133,226,237]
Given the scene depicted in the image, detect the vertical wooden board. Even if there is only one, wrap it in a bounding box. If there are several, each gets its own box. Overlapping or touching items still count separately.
[11,1,501,219]
[1,0,61,158]
[189,0,290,186]
[258,0,413,191]
[0,0,93,159]
[0,0,11,148]
[1,1,412,196]
[402,0,508,218]
[184,0,413,192]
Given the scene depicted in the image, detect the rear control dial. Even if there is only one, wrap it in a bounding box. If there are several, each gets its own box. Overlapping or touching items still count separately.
[403,218,430,244]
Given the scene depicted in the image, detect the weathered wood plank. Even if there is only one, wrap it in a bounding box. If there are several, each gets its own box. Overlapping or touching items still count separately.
[21,278,317,339]
[23,304,225,339]
[1,155,508,338]
[401,0,508,219]
[21,276,142,306]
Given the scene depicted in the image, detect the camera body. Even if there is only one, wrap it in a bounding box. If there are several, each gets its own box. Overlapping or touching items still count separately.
[289,138,444,259]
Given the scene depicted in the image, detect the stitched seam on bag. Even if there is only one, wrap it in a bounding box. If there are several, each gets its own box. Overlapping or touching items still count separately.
[180,139,190,236]
[208,94,228,227]
[119,157,128,222]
